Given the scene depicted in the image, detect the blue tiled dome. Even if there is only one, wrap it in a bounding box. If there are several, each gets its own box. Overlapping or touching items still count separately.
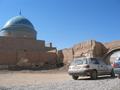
[0,16,37,39]
[3,16,34,29]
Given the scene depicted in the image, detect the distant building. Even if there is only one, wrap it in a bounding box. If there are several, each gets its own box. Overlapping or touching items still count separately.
[0,15,57,69]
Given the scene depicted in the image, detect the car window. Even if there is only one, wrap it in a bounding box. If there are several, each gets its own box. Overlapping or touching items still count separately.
[71,59,87,65]
[91,58,99,64]
[98,60,106,65]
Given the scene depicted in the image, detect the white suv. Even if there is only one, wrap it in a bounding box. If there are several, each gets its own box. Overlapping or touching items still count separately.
[68,57,115,80]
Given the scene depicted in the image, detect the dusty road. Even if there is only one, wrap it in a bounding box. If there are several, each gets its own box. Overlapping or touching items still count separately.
[0,70,120,90]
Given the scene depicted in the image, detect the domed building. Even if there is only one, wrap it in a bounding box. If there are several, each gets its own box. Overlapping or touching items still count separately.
[0,16,36,39]
[0,15,57,69]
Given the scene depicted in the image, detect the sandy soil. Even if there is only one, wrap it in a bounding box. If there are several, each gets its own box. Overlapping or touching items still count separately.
[0,70,120,90]
[0,70,70,87]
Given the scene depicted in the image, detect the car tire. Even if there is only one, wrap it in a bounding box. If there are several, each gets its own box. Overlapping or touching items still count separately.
[90,70,97,80]
[72,75,79,80]
[110,69,115,77]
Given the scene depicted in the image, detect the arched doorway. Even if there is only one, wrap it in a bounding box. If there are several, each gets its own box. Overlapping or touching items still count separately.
[104,48,120,64]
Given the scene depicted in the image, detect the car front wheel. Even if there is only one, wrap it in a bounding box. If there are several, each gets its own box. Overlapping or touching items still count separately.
[72,75,79,80]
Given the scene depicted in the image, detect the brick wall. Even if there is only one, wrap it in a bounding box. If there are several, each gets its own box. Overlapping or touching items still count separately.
[0,37,45,51]
[58,48,74,65]
[0,37,57,69]
[0,50,17,65]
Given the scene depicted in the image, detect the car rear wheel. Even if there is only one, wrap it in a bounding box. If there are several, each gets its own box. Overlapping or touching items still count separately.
[90,70,97,80]
[72,75,79,80]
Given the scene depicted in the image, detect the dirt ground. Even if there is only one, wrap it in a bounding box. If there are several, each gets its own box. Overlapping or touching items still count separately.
[0,70,120,90]
[0,70,70,87]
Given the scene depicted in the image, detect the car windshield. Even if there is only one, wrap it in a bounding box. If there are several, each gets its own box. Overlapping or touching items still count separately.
[71,58,87,65]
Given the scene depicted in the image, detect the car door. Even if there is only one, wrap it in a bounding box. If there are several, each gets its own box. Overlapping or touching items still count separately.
[98,60,109,75]
[90,58,102,75]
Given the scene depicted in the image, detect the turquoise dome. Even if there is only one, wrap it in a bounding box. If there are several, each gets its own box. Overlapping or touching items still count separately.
[0,16,37,39]
[3,16,34,29]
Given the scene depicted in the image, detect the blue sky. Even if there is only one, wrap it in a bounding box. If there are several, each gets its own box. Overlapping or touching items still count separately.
[0,0,120,49]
